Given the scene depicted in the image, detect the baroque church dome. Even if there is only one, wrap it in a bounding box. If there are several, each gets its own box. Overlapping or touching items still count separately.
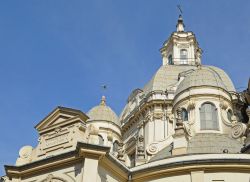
[143,65,196,94]
[87,96,120,126]
[175,66,235,95]
[143,65,235,95]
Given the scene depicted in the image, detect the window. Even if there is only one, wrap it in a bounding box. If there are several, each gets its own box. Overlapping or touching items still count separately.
[200,103,219,130]
[168,54,173,65]
[113,140,119,152]
[180,49,188,64]
[227,109,233,122]
[98,135,104,145]
[181,108,188,121]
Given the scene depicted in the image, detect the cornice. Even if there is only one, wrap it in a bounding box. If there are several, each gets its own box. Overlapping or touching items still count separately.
[122,94,171,132]
[5,142,110,179]
[100,154,130,182]
[5,147,250,182]
[130,154,250,181]
[131,162,250,182]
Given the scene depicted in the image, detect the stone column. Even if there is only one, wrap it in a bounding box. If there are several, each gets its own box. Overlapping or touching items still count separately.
[79,144,109,182]
[82,158,99,182]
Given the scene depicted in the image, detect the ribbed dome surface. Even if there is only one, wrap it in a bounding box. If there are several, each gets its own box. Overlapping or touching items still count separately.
[176,67,229,95]
[143,65,235,95]
[143,65,195,94]
[88,97,120,126]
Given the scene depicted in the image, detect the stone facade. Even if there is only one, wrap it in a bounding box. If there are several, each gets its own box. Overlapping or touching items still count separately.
[2,15,250,182]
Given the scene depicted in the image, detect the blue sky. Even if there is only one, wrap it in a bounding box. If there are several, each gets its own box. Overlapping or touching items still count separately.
[0,0,249,175]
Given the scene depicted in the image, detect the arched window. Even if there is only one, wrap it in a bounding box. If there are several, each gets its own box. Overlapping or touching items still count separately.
[200,103,219,130]
[98,135,104,145]
[168,54,173,65]
[113,140,119,152]
[180,49,188,64]
[227,109,233,122]
[181,108,188,121]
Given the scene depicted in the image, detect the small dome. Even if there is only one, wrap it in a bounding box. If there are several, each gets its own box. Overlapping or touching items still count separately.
[88,96,120,126]
[176,67,231,95]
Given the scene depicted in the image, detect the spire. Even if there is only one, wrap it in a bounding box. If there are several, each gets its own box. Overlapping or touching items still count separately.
[176,15,185,32]
[100,95,106,106]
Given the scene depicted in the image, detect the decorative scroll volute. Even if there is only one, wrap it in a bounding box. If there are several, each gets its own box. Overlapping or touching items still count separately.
[146,143,158,155]
[231,123,247,139]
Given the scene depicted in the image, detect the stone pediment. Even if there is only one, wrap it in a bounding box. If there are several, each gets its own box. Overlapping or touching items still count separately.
[35,106,89,134]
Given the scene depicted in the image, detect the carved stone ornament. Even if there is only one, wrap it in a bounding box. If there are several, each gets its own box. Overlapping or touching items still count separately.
[137,135,145,158]
[88,124,99,135]
[117,142,125,161]
[221,109,236,127]
[220,101,228,110]
[19,145,33,159]
[231,123,247,139]
[168,114,175,123]
[246,108,250,123]
[1,176,10,182]
[153,111,164,119]
[41,174,66,182]
[183,122,192,137]
[145,112,153,122]
[45,174,53,182]
[107,132,113,141]
[187,101,195,110]
[146,143,159,155]
[54,127,62,136]
[16,145,33,166]
[176,107,183,128]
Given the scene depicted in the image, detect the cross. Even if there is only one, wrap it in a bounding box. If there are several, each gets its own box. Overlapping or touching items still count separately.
[101,84,107,90]
[101,84,108,94]
[177,5,183,15]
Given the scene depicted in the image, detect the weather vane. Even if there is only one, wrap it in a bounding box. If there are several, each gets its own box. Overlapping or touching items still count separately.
[177,5,183,15]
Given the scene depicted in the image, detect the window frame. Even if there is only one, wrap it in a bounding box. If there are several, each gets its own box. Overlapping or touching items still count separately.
[180,49,188,64]
[181,108,189,121]
[168,54,173,65]
[199,102,219,131]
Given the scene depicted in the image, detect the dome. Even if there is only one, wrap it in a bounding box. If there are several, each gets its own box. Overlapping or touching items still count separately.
[143,65,235,95]
[175,66,235,95]
[88,96,120,126]
[143,65,195,94]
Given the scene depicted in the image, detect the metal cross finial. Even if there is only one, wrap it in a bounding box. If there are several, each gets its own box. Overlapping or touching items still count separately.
[101,84,107,90]
[100,84,107,105]
[177,5,183,15]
